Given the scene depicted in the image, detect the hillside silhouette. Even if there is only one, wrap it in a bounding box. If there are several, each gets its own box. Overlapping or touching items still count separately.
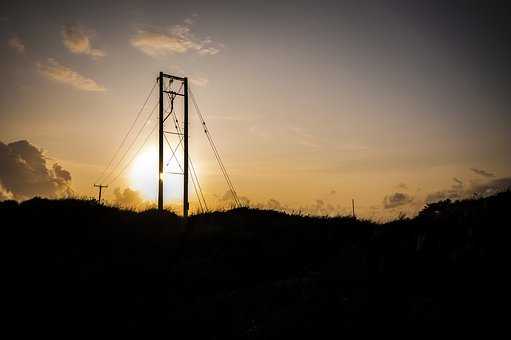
[4,192,508,336]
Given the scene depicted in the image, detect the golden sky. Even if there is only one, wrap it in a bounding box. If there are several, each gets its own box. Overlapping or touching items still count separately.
[1,1,510,219]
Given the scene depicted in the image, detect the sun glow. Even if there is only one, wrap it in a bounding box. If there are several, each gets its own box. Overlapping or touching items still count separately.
[129,147,182,202]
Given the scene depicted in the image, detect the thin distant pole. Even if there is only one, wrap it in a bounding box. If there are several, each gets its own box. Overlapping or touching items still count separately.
[94,184,108,204]
[352,199,356,219]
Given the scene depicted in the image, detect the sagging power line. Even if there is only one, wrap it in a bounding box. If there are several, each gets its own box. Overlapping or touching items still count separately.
[93,72,240,215]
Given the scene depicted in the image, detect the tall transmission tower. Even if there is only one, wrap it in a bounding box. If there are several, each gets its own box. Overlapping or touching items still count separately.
[158,72,189,217]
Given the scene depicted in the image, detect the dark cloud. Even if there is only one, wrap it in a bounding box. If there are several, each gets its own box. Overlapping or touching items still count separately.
[470,168,495,178]
[383,192,413,209]
[0,140,73,200]
[53,163,71,182]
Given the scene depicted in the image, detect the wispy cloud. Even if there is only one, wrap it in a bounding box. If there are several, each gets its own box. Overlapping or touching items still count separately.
[130,17,222,57]
[7,35,25,53]
[62,24,106,59]
[37,58,106,92]
[470,168,495,178]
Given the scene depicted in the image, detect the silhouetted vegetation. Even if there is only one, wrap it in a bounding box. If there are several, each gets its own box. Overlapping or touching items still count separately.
[4,192,508,336]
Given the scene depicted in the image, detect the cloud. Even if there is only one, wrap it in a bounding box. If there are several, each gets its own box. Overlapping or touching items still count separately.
[383,192,414,209]
[425,175,510,204]
[219,189,250,207]
[7,35,25,53]
[62,24,106,59]
[470,168,495,178]
[37,58,106,92]
[0,140,73,201]
[0,182,14,201]
[130,19,222,57]
[53,163,71,182]
[112,187,146,209]
[425,177,464,203]
[452,177,463,185]
[470,177,511,197]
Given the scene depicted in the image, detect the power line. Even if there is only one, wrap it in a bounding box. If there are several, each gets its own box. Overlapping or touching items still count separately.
[108,123,157,186]
[189,88,241,207]
[163,133,205,213]
[102,101,158,184]
[95,81,157,185]
[165,96,208,212]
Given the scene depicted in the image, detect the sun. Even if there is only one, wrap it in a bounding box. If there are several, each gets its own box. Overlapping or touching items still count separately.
[129,146,182,202]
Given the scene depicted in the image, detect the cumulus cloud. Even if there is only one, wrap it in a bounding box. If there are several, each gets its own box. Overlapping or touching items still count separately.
[112,187,146,209]
[383,192,414,209]
[37,58,106,92]
[130,18,222,57]
[470,168,495,178]
[0,182,14,201]
[219,189,250,207]
[7,35,25,53]
[0,140,73,201]
[62,24,106,59]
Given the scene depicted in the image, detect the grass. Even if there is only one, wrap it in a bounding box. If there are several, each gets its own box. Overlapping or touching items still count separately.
[3,191,509,336]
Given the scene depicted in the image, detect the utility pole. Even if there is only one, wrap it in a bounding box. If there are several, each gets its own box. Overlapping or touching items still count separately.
[94,184,108,204]
[157,72,189,217]
[352,199,356,219]
[158,72,164,212]
[183,77,189,217]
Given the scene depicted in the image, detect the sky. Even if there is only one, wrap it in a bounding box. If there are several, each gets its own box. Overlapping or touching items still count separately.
[1,0,510,219]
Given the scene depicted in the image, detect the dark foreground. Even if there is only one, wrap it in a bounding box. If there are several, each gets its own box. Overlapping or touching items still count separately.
[3,192,508,336]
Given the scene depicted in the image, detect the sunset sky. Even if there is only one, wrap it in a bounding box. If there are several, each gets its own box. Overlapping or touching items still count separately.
[1,0,510,219]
